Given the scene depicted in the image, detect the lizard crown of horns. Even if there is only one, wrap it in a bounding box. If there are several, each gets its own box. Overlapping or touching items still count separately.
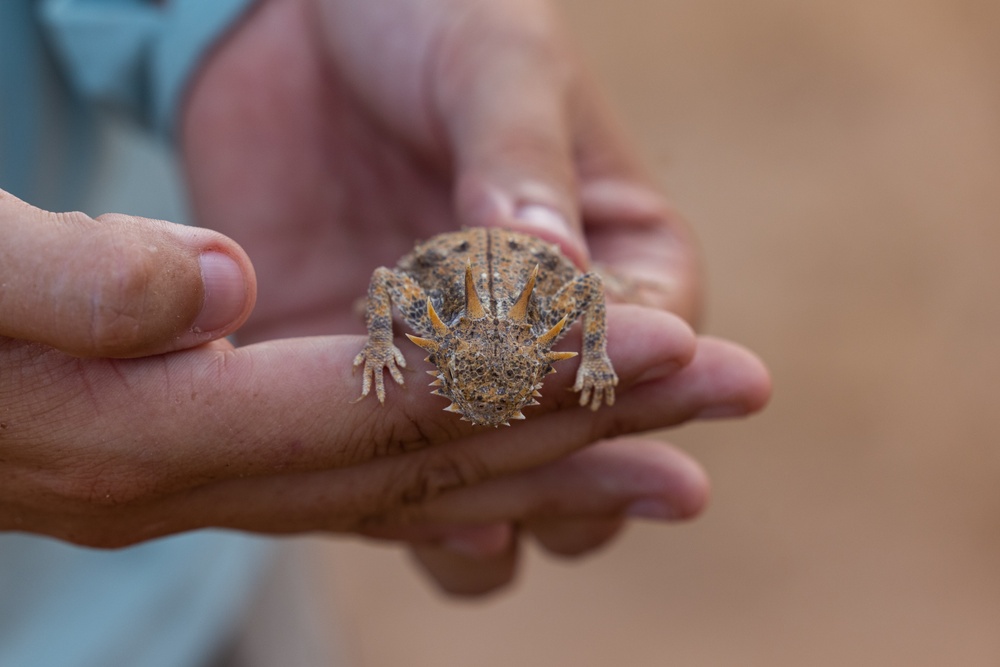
[405,263,577,365]
[403,263,578,426]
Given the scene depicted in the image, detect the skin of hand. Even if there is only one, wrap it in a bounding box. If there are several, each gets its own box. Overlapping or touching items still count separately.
[0,0,770,597]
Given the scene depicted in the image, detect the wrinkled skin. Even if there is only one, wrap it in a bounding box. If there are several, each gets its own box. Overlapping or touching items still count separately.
[0,0,771,598]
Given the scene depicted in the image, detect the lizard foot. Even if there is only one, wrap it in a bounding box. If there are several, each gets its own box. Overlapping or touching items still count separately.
[573,356,619,411]
[353,341,406,403]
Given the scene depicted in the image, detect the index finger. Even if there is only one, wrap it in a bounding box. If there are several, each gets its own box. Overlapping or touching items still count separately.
[10,306,694,504]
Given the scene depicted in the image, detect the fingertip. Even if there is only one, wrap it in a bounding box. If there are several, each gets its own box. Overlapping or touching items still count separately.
[648,452,712,521]
[735,343,774,415]
[410,535,519,598]
[677,338,772,421]
[583,438,711,522]
[511,203,588,266]
[0,203,256,357]
[607,305,697,385]
[454,175,588,266]
[439,522,514,558]
[189,250,256,336]
[98,217,257,355]
[529,516,624,558]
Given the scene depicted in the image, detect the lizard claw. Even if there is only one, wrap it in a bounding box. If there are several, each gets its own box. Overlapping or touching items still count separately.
[353,341,406,403]
[573,356,619,411]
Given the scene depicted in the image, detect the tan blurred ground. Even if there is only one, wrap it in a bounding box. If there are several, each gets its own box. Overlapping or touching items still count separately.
[309,1,1000,665]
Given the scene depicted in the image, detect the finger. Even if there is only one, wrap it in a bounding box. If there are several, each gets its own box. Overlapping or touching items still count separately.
[358,433,706,550]
[434,4,589,264]
[3,303,695,542]
[75,333,760,544]
[570,77,703,322]
[372,436,707,558]
[408,527,520,597]
[528,516,625,557]
[119,306,700,485]
[367,436,707,593]
[0,190,255,357]
[11,309,765,545]
[403,437,710,528]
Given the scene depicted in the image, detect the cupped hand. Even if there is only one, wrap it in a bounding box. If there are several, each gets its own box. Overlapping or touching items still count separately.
[0,0,771,598]
[0,187,767,598]
[0,200,762,552]
[175,0,769,595]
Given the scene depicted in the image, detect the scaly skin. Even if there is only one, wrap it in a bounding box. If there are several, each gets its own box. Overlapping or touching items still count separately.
[354,228,618,426]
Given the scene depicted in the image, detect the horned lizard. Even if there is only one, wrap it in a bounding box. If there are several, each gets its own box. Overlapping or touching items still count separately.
[353,228,618,427]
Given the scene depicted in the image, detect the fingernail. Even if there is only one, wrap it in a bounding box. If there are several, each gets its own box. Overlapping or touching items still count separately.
[192,252,249,333]
[513,204,588,266]
[625,498,678,521]
[515,204,570,235]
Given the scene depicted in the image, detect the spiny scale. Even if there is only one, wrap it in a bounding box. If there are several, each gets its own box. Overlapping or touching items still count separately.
[353,228,618,426]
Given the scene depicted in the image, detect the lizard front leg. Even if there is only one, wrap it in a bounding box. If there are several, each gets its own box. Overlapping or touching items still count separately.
[353,267,427,403]
[543,273,619,410]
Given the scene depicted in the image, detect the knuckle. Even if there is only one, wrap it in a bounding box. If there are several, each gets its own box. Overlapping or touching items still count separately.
[85,242,172,356]
[382,448,490,517]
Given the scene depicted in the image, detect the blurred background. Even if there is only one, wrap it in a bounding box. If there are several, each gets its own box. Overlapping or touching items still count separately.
[91,0,1000,664]
[313,0,1000,664]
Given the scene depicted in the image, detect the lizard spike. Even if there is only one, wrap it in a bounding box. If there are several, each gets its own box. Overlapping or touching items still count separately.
[532,389,543,397]
[426,298,450,336]
[464,261,487,319]
[431,389,447,396]
[510,411,526,420]
[429,378,443,387]
[536,315,568,347]
[444,402,462,413]
[508,264,538,321]
[406,333,439,352]
[526,399,540,407]
[547,350,578,363]
[501,421,511,427]
[426,370,440,377]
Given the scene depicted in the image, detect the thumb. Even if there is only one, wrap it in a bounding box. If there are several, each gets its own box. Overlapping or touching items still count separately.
[0,190,256,357]
[435,6,588,266]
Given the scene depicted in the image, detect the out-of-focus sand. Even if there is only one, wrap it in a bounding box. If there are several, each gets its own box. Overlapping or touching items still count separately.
[315,1,1000,664]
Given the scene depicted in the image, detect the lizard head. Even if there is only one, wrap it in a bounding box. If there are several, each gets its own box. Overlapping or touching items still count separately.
[405,264,577,427]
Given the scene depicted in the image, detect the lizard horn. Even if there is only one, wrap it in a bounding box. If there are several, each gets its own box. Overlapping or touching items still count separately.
[464,261,487,319]
[508,265,538,321]
[405,333,439,353]
[536,315,568,347]
[426,298,449,336]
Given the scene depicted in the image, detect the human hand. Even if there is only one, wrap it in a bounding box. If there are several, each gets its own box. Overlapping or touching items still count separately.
[173,0,768,594]
[0,189,763,563]
[182,0,701,339]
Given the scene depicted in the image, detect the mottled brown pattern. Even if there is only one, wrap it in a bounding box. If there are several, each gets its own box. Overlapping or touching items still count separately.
[353,229,617,426]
